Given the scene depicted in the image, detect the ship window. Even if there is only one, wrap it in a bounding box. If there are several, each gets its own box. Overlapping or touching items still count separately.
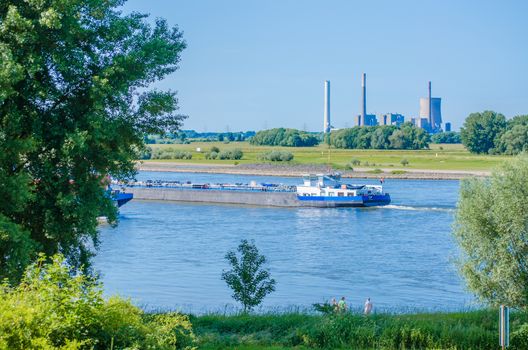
[329,192,334,196]
[347,193,354,197]
[338,192,344,197]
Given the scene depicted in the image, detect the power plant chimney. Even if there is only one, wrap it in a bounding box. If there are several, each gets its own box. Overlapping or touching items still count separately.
[361,73,367,122]
[428,81,432,129]
[323,80,331,133]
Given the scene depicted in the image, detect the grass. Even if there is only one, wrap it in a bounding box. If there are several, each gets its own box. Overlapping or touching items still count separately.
[145,142,511,172]
[190,309,528,349]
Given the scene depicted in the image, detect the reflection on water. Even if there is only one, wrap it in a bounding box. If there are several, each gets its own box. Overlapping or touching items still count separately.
[94,172,473,313]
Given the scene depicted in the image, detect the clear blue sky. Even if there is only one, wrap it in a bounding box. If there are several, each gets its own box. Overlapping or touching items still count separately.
[122,0,527,132]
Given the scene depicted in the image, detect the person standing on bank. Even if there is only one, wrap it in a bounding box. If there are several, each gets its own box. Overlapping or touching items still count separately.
[338,296,347,313]
[364,297,373,315]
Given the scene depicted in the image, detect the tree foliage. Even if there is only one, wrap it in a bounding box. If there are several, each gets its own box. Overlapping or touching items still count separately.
[0,255,195,350]
[453,154,528,309]
[0,0,186,279]
[460,111,507,154]
[330,123,429,150]
[431,131,461,144]
[250,128,319,147]
[221,239,276,313]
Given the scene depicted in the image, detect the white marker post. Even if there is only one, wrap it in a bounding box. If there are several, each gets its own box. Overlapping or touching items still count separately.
[499,305,510,349]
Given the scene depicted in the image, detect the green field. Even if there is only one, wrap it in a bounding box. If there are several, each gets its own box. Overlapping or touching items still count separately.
[191,310,527,349]
[146,142,511,171]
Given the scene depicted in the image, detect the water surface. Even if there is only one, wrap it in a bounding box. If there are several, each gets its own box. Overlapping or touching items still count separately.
[94,171,473,312]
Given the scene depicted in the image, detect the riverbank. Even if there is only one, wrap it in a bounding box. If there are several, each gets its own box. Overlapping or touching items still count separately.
[138,161,490,180]
[190,309,527,349]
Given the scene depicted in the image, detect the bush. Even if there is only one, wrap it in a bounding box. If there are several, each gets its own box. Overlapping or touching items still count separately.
[258,151,294,162]
[204,151,218,160]
[0,255,195,350]
[351,158,361,166]
[139,146,153,160]
[218,149,243,160]
[210,146,220,153]
[511,323,528,350]
[401,158,409,166]
[151,149,192,160]
[368,169,384,174]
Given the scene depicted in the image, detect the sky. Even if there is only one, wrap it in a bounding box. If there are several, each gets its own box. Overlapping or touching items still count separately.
[122,0,528,132]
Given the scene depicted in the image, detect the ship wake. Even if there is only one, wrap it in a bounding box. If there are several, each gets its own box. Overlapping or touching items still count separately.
[376,204,455,212]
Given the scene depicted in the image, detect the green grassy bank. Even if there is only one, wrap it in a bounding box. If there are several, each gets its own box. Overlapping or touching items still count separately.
[146,142,510,172]
[190,310,528,349]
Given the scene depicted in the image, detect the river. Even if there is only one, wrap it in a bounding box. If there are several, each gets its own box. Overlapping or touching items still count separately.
[93,171,474,313]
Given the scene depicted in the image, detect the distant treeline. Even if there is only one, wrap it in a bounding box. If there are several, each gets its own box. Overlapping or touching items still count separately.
[461,111,528,154]
[330,123,430,150]
[145,130,256,144]
[250,128,320,147]
[431,131,461,144]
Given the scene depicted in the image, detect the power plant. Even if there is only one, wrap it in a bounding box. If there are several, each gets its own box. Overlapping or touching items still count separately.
[322,75,449,133]
[419,81,442,132]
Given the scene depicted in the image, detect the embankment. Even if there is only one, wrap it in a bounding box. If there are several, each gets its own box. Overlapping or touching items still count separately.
[138,162,490,180]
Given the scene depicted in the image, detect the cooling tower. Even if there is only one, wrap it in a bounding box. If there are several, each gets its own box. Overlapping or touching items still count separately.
[419,97,442,131]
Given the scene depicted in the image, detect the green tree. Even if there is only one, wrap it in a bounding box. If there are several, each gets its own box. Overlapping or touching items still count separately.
[0,0,186,279]
[453,154,528,309]
[431,131,461,144]
[221,239,276,313]
[460,111,506,154]
[496,124,528,155]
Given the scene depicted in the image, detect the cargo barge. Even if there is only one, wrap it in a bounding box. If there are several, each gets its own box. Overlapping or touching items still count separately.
[118,174,390,208]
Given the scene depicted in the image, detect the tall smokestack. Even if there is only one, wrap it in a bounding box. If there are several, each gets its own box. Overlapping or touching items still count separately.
[361,73,367,122]
[323,80,330,133]
[428,81,432,129]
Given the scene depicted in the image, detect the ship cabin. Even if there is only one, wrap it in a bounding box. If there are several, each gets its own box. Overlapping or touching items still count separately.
[296,174,384,198]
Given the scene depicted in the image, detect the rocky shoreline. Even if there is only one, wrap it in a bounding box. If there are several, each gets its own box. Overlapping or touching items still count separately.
[137,161,490,180]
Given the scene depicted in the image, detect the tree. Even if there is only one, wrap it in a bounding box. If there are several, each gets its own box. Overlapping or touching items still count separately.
[460,111,506,154]
[431,131,461,144]
[496,124,528,155]
[453,154,528,309]
[221,240,276,313]
[0,0,186,279]
[250,128,319,147]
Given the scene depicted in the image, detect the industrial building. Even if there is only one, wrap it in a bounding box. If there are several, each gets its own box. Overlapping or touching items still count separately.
[419,81,442,132]
[380,113,405,126]
[321,75,450,133]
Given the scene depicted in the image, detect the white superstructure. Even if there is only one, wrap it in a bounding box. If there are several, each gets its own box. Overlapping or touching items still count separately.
[296,174,384,198]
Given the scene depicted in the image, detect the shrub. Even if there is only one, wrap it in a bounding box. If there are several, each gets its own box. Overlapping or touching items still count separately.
[0,255,196,350]
[368,169,384,174]
[351,158,361,166]
[218,149,243,160]
[391,170,407,175]
[139,146,153,160]
[205,151,218,160]
[258,151,294,162]
[511,323,528,350]
[401,158,409,166]
[210,146,220,153]
[173,151,193,160]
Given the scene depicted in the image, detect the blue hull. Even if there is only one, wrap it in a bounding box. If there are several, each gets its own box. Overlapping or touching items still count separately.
[114,192,133,207]
[297,194,391,207]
